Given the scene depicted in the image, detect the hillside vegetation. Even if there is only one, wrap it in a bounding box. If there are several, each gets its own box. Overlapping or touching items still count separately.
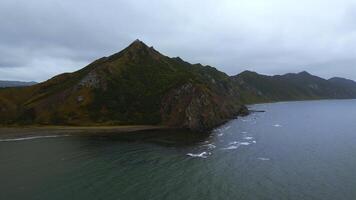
[0,40,246,131]
[1,40,355,131]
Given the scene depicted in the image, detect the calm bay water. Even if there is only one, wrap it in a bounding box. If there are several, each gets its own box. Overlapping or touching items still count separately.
[1,100,356,200]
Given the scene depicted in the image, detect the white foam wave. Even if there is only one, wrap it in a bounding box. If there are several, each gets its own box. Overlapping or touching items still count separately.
[202,144,216,149]
[229,141,238,145]
[0,135,70,142]
[273,124,282,127]
[222,145,239,150]
[187,152,209,158]
[257,157,270,161]
[227,140,253,148]
[244,136,254,140]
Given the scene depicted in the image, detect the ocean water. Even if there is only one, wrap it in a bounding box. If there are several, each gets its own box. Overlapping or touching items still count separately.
[1,100,356,200]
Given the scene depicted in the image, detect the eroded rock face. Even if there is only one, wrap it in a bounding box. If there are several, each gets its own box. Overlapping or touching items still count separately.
[161,83,246,131]
[79,71,101,88]
[77,96,84,102]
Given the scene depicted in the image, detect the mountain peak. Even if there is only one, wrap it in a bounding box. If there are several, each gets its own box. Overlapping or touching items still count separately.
[239,70,259,76]
[298,71,311,76]
[127,39,149,50]
[107,39,160,62]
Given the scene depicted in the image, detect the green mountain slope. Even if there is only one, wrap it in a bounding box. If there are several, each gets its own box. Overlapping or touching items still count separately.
[0,40,246,131]
[1,40,356,131]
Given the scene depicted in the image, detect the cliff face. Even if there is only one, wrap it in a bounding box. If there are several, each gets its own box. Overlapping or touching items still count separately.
[161,82,246,131]
[0,40,246,131]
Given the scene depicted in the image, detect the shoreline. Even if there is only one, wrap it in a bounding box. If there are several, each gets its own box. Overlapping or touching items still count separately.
[246,98,356,106]
[0,125,169,139]
[2,99,354,140]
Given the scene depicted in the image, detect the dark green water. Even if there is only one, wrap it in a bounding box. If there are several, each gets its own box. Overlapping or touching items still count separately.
[1,100,356,200]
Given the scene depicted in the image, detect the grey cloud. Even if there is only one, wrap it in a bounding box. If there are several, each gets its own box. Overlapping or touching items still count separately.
[0,0,356,81]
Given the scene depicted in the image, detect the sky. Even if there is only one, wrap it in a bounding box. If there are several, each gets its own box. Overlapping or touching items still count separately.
[1,0,356,82]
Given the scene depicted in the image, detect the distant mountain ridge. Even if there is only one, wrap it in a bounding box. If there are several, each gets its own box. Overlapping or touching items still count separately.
[328,77,356,93]
[233,70,356,103]
[0,40,355,131]
[0,80,37,88]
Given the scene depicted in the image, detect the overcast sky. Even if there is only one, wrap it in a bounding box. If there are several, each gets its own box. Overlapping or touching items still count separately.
[1,0,356,81]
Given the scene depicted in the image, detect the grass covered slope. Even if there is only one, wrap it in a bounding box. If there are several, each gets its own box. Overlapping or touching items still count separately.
[0,40,246,131]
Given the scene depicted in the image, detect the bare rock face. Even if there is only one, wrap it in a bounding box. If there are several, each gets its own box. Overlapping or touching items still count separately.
[79,71,101,88]
[161,82,246,131]
[77,96,84,102]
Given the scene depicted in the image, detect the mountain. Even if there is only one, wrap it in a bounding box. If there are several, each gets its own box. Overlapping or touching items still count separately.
[0,81,37,88]
[329,77,356,86]
[233,70,356,103]
[1,40,356,131]
[329,77,356,87]
[0,40,247,131]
